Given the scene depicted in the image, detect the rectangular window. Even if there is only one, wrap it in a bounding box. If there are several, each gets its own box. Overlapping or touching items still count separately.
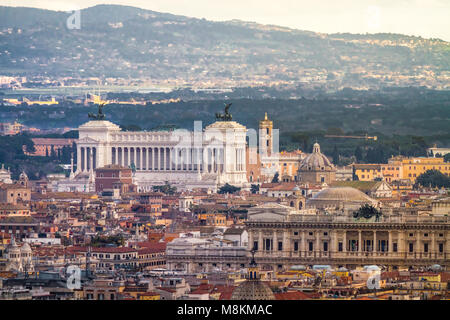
[278,241,283,251]
[265,239,272,251]
[338,242,343,252]
[294,241,298,252]
[393,243,398,252]
[323,242,328,252]
[409,243,414,253]
[253,241,258,251]
[424,243,428,253]
[308,242,313,251]
[439,243,444,253]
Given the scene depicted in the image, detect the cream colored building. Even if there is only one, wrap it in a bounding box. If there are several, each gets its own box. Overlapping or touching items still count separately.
[246,202,449,271]
[165,237,247,273]
[76,118,248,191]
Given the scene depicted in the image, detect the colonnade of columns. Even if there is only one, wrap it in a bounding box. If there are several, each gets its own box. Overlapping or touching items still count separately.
[78,146,97,172]
[249,230,400,255]
[108,146,245,173]
[78,145,246,174]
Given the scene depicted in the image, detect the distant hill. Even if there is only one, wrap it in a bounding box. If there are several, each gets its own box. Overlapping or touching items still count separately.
[0,5,449,88]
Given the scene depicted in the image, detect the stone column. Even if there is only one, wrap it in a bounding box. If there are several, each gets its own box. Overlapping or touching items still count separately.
[197,148,201,173]
[399,231,405,255]
[282,229,288,257]
[388,231,392,253]
[416,233,420,257]
[333,230,338,255]
[223,147,227,174]
[343,231,347,252]
[162,147,166,171]
[211,148,214,173]
[358,231,362,253]
[316,231,320,256]
[373,231,377,252]
[203,148,207,173]
[236,148,239,171]
[258,231,263,252]
[205,148,209,173]
[77,146,82,172]
[174,148,178,171]
[149,148,152,170]
[301,231,306,257]
[86,147,90,172]
[431,232,436,257]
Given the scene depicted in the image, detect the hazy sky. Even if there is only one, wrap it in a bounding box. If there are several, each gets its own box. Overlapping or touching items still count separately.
[2,0,450,41]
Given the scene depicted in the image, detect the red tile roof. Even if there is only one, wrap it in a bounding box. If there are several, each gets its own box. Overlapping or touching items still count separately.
[274,291,314,300]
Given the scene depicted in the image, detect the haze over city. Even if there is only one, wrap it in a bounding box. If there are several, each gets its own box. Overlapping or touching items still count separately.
[2,0,450,41]
[0,0,449,308]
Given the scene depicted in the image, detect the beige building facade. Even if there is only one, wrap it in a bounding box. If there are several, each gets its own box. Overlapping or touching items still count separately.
[246,203,449,271]
[76,118,248,191]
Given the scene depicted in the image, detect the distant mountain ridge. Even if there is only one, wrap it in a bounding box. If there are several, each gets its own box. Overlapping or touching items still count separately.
[0,4,449,88]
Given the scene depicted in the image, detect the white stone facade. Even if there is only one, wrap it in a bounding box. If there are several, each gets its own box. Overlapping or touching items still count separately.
[76,120,248,191]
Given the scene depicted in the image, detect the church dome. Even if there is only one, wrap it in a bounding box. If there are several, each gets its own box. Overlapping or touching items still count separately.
[299,143,335,171]
[231,251,275,300]
[307,187,376,209]
[230,280,275,300]
[312,187,374,202]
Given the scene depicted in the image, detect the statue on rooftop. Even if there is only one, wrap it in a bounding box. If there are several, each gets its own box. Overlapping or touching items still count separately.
[215,103,233,121]
[88,102,106,120]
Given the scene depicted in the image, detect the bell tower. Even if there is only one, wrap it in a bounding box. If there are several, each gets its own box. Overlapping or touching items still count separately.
[259,112,273,156]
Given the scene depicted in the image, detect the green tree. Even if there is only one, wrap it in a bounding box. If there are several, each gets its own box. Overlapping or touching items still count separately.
[152,182,177,195]
[250,184,260,194]
[271,172,280,183]
[415,169,450,188]
[354,146,363,162]
[50,145,56,159]
[218,183,241,194]
[444,154,450,163]
[365,146,385,163]
[353,204,382,220]
[291,133,309,152]
[331,145,339,165]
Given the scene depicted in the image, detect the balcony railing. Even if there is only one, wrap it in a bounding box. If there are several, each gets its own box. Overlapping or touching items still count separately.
[284,215,449,224]
[253,250,447,260]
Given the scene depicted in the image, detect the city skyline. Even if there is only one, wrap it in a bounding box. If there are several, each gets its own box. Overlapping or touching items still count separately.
[1,0,450,41]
